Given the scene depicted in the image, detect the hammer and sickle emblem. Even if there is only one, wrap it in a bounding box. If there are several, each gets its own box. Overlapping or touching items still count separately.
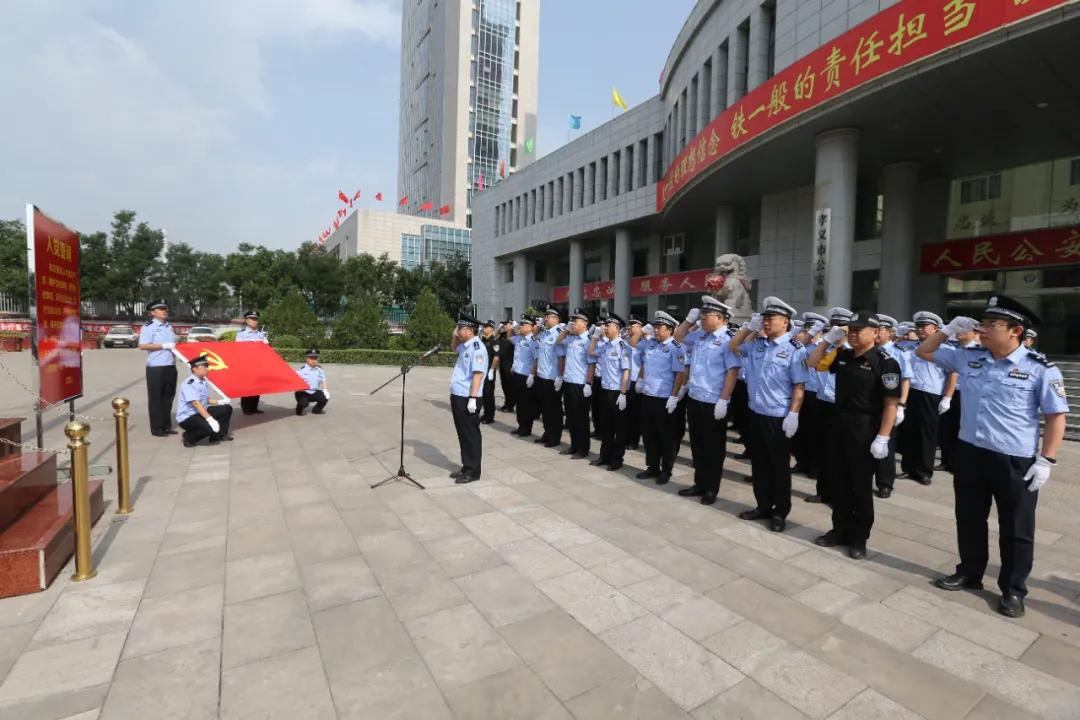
[201,349,228,371]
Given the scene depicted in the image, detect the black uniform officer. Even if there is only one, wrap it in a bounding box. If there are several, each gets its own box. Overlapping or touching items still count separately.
[808,312,901,559]
[480,320,498,424]
[449,315,489,483]
[138,299,179,436]
[498,320,517,411]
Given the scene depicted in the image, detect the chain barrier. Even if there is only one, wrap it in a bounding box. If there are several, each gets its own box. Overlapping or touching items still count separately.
[0,435,65,455]
[0,358,113,423]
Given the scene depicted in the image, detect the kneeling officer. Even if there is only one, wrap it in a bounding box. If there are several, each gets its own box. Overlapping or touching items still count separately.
[177,355,233,446]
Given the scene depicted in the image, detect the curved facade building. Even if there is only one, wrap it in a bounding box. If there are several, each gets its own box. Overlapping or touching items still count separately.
[471,0,1080,355]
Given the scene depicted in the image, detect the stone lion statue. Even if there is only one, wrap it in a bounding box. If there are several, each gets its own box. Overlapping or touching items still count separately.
[705,253,752,321]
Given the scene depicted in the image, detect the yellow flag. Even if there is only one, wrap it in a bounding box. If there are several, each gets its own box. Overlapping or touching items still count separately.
[611,86,628,112]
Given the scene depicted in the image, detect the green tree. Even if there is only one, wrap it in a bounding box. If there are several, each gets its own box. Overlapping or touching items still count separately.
[105,210,164,316]
[0,219,28,298]
[342,252,398,303]
[295,242,345,317]
[402,287,454,350]
[392,265,429,312]
[79,231,112,300]
[262,287,323,348]
[428,253,472,316]
[331,293,389,349]
[224,243,299,311]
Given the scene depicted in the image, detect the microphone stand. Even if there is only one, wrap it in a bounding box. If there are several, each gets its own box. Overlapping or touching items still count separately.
[369,345,441,490]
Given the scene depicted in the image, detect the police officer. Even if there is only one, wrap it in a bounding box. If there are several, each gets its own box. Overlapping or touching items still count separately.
[803,307,852,504]
[510,315,540,437]
[897,322,917,342]
[177,354,233,446]
[872,314,911,499]
[807,312,901,559]
[635,311,688,485]
[896,311,952,484]
[449,315,488,484]
[590,320,608,439]
[793,311,829,478]
[937,320,978,473]
[480,320,499,424]
[138,299,179,437]
[589,314,632,471]
[236,310,269,415]
[729,297,808,532]
[679,298,740,504]
[498,320,517,412]
[673,312,706,458]
[1023,328,1037,349]
[533,308,565,447]
[295,349,330,415]
[556,308,596,459]
[919,295,1068,618]
[624,316,646,451]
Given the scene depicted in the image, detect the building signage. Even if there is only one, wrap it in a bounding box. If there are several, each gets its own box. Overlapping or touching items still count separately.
[812,208,832,306]
[551,268,713,303]
[920,224,1080,274]
[657,0,1073,211]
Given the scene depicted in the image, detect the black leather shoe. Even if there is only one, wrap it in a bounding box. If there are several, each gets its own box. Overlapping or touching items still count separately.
[166,429,178,435]
[182,438,197,448]
[295,406,304,416]
[589,458,608,467]
[739,508,767,520]
[449,469,465,479]
[455,474,480,484]
[998,594,1025,618]
[933,573,984,591]
[917,476,932,486]
[607,462,623,472]
[534,437,547,444]
[678,486,705,497]
[312,409,325,414]
[769,516,786,533]
[876,487,892,499]
[848,544,867,560]
[815,530,843,547]
[804,494,824,504]
[559,448,576,455]
[656,474,670,486]
[636,469,660,479]
[701,493,717,506]
[571,453,589,460]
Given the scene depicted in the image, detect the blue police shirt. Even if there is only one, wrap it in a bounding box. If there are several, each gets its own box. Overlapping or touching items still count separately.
[139,319,176,367]
[880,341,912,381]
[628,339,643,382]
[511,335,538,375]
[536,326,561,380]
[641,338,688,398]
[235,328,267,342]
[896,339,946,394]
[451,338,488,397]
[558,332,595,385]
[742,332,808,417]
[931,343,1069,457]
[688,329,741,404]
[297,364,325,393]
[176,376,208,423]
[597,337,632,391]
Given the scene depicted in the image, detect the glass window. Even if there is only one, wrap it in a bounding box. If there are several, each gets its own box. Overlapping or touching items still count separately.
[534,261,547,282]
[1070,158,1080,185]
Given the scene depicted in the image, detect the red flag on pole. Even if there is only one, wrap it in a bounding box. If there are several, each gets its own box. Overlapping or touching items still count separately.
[336,208,346,218]
[419,201,433,211]
[352,190,361,202]
[398,195,408,206]
[173,343,307,397]
[333,218,340,230]
[438,205,451,215]
[338,190,349,205]
[375,192,383,202]
[477,174,485,192]
[499,159,506,178]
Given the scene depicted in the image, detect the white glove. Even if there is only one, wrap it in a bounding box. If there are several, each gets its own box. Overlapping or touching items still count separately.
[938,396,951,414]
[557,323,566,332]
[806,319,826,337]
[487,369,495,381]
[714,398,729,420]
[206,417,220,433]
[322,390,331,400]
[665,396,678,414]
[526,374,535,388]
[162,342,175,350]
[467,397,477,413]
[583,384,593,398]
[824,326,847,345]
[512,321,519,330]
[781,411,799,438]
[748,313,763,332]
[590,326,604,340]
[870,435,890,460]
[685,308,700,325]
[677,384,688,400]
[943,316,978,339]
[1024,456,1052,492]
[894,405,905,426]
[634,379,643,394]
[217,396,231,405]
[554,376,563,392]
[615,393,627,411]
[642,324,654,337]
[261,338,269,344]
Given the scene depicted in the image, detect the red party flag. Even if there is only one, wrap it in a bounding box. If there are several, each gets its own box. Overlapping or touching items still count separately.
[398,195,408,206]
[419,201,433,211]
[375,192,383,201]
[338,190,349,205]
[172,343,307,398]
[499,159,506,178]
[333,218,340,230]
[477,174,485,191]
[352,189,361,202]
[438,204,451,215]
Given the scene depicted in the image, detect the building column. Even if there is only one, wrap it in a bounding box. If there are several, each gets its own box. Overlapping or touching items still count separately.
[727,32,745,106]
[513,254,529,315]
[614,228,632,318]
[645,134,657,186]
[564,173,573,213]
[569,240,584,311]
[879,161,918,319]
[608,153,619,198]
[697,71,709,133]
[747,6,769,92]
[714,205,737,259]
[584,163,595,206]
[619,149,631,195]
[711,47,727,117]
[813,128,860,311]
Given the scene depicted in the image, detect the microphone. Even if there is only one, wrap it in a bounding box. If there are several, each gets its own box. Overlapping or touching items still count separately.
[418,344,441,360]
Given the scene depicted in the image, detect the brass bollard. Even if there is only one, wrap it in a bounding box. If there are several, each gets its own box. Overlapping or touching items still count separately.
[112,397,133,515]
[65,421,97,582]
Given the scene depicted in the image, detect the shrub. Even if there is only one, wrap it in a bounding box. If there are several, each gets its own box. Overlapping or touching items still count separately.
[402,287,454,351]
[275,347,455,367]
[271,334,301,349]
[331,293,389,349]
[217,330,238,342]
[263,288,323,347]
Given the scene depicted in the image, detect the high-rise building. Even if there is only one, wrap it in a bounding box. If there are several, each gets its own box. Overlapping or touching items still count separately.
[397,0,539,228]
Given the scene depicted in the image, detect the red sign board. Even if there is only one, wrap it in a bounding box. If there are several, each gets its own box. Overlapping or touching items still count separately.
[552,268,716,303]
[28,207,83,405]
[920,225,1080,274]
[657,0,1072,211]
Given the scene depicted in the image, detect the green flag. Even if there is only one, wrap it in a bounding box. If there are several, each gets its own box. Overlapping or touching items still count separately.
[524,137,535,154]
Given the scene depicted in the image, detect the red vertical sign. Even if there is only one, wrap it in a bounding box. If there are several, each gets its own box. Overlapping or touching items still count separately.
[29,207,83,405]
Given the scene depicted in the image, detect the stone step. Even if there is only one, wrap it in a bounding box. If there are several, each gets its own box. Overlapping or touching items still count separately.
[0,417,24,459]
[0,451,59,534]
[0,479,104,599]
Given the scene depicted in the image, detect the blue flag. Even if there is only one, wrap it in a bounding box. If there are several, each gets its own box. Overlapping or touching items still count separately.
[568,114,582,130]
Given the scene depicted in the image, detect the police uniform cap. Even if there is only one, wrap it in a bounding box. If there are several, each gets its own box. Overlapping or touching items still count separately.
[699,295,732,316]
[627,315,644,326]
[828,307,853,325]
[896,321,915,335]
[982,295,1041,328]
[875,314,897,329]
[847,310,881,329]
[483,319,495,328]
[305,348,320,358]
[518,313,536,325]
[456,314,480,330]
[148,299,169,311]
[913,311,943,327]
[569,307,590,323]
[604,313,626,329]
[793,319,805,329]
[543,307,561,319]
[802,311,828,325]
[189,354,210,369]
[243,310,260,320]
[1024,328,1038,339]
[653,311,678,328]
[761,296,796,318]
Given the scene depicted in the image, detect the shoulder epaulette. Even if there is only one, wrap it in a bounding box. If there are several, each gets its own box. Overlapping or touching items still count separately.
[1027,351,1054,367]
[143,320,152,325]
[672,340,682,348]
[186,377,195,384]
[945,339,960,347]
[878,347,893,360]
[789,338,804,349]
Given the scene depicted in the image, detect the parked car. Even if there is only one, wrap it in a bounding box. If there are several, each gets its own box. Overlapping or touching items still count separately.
[186,326,216,342]
[102,325,138,348]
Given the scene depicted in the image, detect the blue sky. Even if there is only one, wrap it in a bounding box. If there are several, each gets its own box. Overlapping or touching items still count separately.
[0,0,694,251]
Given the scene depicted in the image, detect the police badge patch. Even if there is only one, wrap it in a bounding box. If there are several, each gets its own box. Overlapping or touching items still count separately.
[882,372,900,390]
[1052,379,1067,398]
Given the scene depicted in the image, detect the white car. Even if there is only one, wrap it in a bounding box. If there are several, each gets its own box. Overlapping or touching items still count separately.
[102,325,138,348]
[186,326,216,342]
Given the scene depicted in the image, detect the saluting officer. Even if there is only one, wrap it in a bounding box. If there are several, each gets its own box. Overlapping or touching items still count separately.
[498,320,517,412]
[896,311,953,485]
[295,349,330,415]
[729,297,807,532]
[807,312,901,559]
[937,319,978,473]
[793,311,829,478]
[635,311,688,485]
[480,320,499,424]
[804,307,852,504]
[177,354,233,447]
[510,315,540,438]
[138,299,179,437]
[236,310,269,415]
[624,317,646,451]
[673,311,706,458]
[556,308,596,459]
[533,308,565,447]
[871,314,911,499]
[449,315,488,484]
[919,296,1068,618]
[589,314,632,471]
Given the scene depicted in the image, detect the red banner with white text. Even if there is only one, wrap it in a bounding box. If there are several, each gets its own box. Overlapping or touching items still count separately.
[920,225,1080,273]
[552,268,716,303]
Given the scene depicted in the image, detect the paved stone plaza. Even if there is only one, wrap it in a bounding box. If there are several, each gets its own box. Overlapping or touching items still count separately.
[1,350,1079,719]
